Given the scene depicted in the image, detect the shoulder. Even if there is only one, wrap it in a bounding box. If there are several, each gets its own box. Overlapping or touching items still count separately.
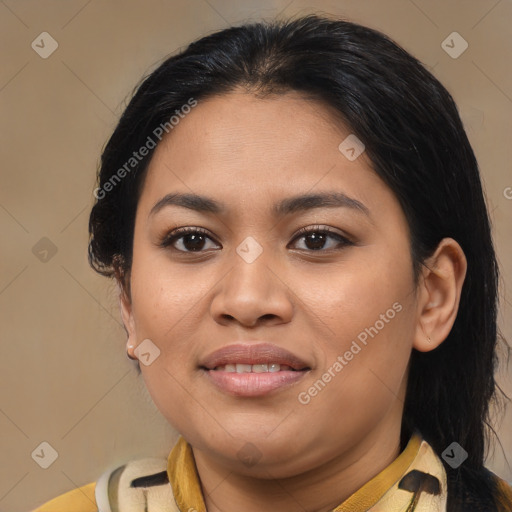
[31,482,97,512]
[31,457,178,512]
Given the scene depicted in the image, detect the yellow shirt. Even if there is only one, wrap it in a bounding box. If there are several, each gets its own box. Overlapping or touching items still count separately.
[32,431,512,511]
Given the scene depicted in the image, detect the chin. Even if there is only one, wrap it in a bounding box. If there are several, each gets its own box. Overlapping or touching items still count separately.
[209,431,309,470]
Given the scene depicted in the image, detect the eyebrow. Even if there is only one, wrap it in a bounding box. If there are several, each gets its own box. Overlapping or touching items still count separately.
[149,191,370,218]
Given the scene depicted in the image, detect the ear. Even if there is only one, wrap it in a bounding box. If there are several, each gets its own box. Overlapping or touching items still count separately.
[413,238,467,352]
[117,278,138,359]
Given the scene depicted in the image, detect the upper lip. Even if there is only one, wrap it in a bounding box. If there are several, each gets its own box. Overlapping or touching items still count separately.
[200,343,310,370]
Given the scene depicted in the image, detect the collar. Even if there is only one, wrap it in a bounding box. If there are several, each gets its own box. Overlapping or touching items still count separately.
[167,431,447,512]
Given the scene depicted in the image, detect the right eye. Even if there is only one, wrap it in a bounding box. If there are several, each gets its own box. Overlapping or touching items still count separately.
[159,227,221,253]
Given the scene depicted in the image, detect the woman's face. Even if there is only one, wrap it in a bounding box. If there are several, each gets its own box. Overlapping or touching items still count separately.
[123,91,421,477]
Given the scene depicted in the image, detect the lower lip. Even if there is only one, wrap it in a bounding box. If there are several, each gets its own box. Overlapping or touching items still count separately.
[203,369,307,397]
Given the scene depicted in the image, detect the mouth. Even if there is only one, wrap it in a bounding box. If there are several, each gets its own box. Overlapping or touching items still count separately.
[210,363,303,373]
[199,343,311,397]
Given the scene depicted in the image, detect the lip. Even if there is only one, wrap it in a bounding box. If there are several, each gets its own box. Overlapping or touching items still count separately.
[200,343,310,370]
[199,342,311,397]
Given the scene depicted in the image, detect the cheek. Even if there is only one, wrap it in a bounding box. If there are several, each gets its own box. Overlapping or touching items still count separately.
[296,245,414,340]
[128,258,210,418]
[294,294,414,450]
[130,249,208,337]
[294,247,416,404]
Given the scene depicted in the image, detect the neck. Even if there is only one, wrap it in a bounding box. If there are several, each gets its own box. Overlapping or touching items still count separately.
[192,410,406,512]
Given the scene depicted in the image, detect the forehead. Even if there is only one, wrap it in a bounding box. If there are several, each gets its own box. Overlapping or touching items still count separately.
[138,91,398,221]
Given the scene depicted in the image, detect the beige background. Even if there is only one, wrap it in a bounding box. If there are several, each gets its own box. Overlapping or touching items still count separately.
[0,0,511,510]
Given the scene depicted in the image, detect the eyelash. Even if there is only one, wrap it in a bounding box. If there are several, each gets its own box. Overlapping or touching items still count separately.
[159,225,353,253]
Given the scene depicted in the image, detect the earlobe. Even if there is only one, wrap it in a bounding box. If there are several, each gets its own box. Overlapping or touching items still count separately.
[126,341,137,360]
[413,238,467,353]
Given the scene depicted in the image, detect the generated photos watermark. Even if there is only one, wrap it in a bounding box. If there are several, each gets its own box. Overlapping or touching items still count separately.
[93,97,198,200]
[298,301,403,405]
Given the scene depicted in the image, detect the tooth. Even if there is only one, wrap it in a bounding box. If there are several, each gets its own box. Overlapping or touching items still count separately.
[225,364,236,373]
[252,364,269,373]
[236,364,252,373]
[268,363,281,372]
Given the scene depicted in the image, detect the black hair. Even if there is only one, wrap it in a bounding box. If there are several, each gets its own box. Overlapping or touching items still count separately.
[88,14,508,508]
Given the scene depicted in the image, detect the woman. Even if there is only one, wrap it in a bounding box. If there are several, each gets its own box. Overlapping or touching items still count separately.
[33,14,512,512]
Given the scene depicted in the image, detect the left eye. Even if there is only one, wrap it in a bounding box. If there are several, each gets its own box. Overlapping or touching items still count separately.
[290,226,352,251]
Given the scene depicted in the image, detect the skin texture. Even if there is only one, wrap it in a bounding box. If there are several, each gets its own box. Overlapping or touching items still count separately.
[120,91,467,512]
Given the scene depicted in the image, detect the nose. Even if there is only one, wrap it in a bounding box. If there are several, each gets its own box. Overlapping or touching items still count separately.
[210,248,294,328]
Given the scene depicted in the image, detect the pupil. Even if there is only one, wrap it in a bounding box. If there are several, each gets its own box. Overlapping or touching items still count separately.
[306,233,325,250]
[184,234,205,251]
